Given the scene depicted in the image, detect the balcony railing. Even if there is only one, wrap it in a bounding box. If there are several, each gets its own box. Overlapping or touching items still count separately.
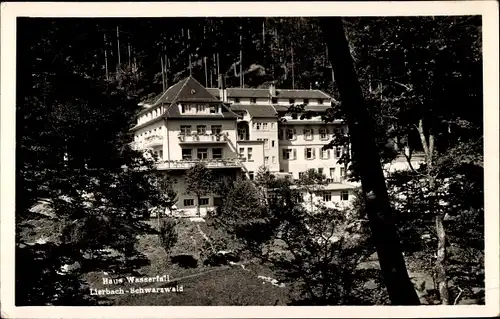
[178,133,228,143]
[156,158,242,170]
[326,177,344,183]
[144,135,163,147]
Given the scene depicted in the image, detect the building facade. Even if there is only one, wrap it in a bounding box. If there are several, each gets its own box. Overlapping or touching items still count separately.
[130,76,356,216]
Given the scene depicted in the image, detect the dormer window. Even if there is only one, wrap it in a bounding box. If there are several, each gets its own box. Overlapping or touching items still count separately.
[196,105,207,113]
[303,99,309,105]
[210,105,217,114]
[251,98,257,104]
[271,97,278,104]
[318,99,324,105]
[234,98,240,103]
[292,113,298,120]
[181,104,186,113]
[289,99,295,104]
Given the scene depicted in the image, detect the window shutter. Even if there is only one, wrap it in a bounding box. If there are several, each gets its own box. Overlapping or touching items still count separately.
[327,149,330,159]
[293,149,297,160]
[311,128,314,136]
[293,129,297,139]
[304,148,307,159]
[313,148,316,159]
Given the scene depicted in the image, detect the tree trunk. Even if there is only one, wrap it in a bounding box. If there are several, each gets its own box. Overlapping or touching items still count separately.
[435,213,449,304]
[416,119,450,304]
[196,195,201,217]
[318,17,420,305]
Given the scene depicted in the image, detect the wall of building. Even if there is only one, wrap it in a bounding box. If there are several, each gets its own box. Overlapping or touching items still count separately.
[301,188,355,211]
[165,119,239,162]
[277,122,348,179]
[250,118,280,172]
[236,141,265,178]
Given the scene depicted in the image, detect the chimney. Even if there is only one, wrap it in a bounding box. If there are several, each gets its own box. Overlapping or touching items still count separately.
[269,82,276,98]
[218,74,227,102]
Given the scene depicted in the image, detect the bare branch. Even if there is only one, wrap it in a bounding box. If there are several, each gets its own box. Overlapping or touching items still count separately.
[453,286,463,305]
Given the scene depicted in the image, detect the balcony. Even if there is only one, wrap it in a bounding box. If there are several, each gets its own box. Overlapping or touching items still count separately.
[144,135,163,147]
[178,133,228,144]
[156,158,243,170]
[326,177,345,183]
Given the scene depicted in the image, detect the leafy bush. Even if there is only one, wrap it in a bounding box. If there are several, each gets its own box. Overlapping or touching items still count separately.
[158,218,178,254]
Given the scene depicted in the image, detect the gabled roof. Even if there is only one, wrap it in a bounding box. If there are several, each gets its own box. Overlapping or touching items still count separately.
[230,104,277,118]
[141,76,220,106]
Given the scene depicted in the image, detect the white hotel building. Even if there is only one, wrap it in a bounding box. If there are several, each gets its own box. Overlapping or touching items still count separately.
[130,76,356,215]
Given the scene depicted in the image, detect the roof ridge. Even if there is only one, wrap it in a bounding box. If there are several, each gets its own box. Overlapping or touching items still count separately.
[152,79,185,106]
[170,77,191,103]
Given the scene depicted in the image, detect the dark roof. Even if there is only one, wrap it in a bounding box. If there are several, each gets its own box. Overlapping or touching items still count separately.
[225,88,331,99]
[229,104,277,118]
[273,104,332,113]
[206,87,332,100]
[206,88,220,98]
[141,76,220,106]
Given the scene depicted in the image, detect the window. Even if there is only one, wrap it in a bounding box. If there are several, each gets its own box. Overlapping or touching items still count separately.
[212,148,223,159]
[251,98,257,104]
[318,99,324,105]
[197,125,207,135]
[197,148,208,160]
[303,128,313,141]
[289,99,295,104]
[283,149,291,160]
[264,156,269,164]
[287,128,296,140]
[330,167,336,177]
[272,156,276,164]
[263,123,268,130]
[303,99,309,105]
[283,149,296,160]
[158,150,163,159]
[209,105,217,114]
[291,113,298,119]
[318,168,324,175]
[234,98,240,103]
[341,191,349,201]
[271,140,275,147]
[305,148,316,160]
[271,97,278,104]
[211,125,222,135]
[197,105,207,113]
[256,122,262,130]
[247,148,253,161]
[184,199,195,207]
[199,198,209,206]
[319,127,329,140]
[238,128,247,140]
[321,149,330,159]
[264,139,269,149]
[334,127,342,134]
[323,192,332,202]
[335,147,342,158]
[182,149,192,160]
[181,104,186,113]
[299,172,305,179]
[340,167,346,178]
[249,171,255,180]
[239,148,245,158]
[278,129,284,140]
[271,122,275,129]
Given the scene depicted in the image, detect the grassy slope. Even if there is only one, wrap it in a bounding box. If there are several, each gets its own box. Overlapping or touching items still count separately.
[82,218,290,306]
